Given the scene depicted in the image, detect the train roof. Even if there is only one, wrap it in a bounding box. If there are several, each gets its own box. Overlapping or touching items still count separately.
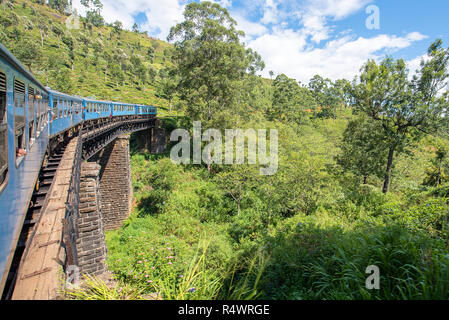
[47,88,84,102]
[0,42,48,94]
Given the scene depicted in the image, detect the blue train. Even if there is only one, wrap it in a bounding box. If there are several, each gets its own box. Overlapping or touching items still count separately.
[0,42,157,295]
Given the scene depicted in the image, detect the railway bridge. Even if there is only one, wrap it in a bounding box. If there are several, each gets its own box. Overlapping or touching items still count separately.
[0,43,167,299]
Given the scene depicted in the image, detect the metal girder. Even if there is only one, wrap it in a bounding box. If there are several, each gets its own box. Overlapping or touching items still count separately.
[82,117,155,160]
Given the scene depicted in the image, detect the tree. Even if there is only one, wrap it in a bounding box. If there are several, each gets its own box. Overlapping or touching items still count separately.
[48,0,69,14]
[37,18,49,46]
[91,39,103,66]
[62,33,75,70]
[308,75,340,119]
[54,68,74,94]
[269,70,274,80]
[156,68,178,113]
[130,54,149,88]
[423,138,449,186]
[270,74,302,122]
[146,46,155,63]
[308,75,328,117]
[83,0,104,27]
[333,79,352,109]
[52,24,64,48]
[13,37,42,72]
[110,63,124,88]
[336,116,388,184]
[167,1,264,126]
[215,165,257,216]
[132,22,139,33]
[351,40,449,193]
[112,20,123,35]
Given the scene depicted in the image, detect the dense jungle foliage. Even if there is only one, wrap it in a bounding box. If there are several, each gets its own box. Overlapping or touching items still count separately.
[4,0,449,300]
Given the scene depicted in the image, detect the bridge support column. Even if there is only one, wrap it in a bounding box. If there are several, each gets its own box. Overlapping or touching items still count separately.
[76,163,107,276]
[133,120,167,154]
[151,127,167,154]
[95,135,133,231]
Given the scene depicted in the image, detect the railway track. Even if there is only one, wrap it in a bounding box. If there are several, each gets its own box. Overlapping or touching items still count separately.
[1,139,70,300]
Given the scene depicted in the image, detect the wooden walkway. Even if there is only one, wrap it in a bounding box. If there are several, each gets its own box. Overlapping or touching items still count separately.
[12,138,78,300]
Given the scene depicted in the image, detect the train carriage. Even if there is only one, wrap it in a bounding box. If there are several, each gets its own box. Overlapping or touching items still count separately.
[0,43,51,295]
[48,90,84,137]
[0,43,157,296]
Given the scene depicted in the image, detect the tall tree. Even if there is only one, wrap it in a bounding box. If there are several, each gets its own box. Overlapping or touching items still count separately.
[13,37,42,72]
[423,137,449,186]
[351,40,449,193]
[132,22,139,33]
[337,116,388,184]
[112,20,123,35]
[156,68,178,113]
[82,0,104,27]
[167,1,264,126]
[270,74,301,122]
[48,0,69,14]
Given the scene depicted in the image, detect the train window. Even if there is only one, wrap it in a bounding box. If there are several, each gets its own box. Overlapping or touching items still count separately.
[41,94,49,129]
[37,92,44,132]
[14,79,26,165]
[0,71,8,187]
[58,100,63,118]
[52,100,57,120]
[28,87,36,146]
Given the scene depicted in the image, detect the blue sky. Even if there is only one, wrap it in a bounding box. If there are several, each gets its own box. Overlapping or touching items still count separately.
[72,0,449,83]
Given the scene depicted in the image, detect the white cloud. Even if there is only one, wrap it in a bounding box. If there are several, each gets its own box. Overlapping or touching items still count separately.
[297,0,374,43]
[248,31,428,83]
[232,13,268,41]
[306,0,374,20]
[71,0,184,39]
[261,0,279,24]
[407,54,426,80]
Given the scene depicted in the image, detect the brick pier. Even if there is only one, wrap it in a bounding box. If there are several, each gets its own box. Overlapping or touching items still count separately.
[76,163,107,276]
[94,135,133,231]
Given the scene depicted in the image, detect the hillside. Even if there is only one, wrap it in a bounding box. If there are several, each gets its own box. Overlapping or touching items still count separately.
[0,0,175,115]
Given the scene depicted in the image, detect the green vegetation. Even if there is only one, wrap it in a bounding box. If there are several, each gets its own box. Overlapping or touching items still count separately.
[108,114,449,299]
[104,2,449,300]
[4,0,449,300]
[0,0,177,116]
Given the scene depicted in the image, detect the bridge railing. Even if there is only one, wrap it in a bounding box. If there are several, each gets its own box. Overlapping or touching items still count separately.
[62,125,84,274]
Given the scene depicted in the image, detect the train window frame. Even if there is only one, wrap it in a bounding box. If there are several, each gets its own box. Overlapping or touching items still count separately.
[14,78,26,167]
[0,69,9,192]
[28,86,36,149]
[41,94,49,130]
[58,100,63,118]
[36,92,47,136]
[52,100,57,121]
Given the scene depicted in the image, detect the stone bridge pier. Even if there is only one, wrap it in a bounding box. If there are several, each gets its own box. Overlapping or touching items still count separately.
[92,135,133,231]
[75,127,167,277]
